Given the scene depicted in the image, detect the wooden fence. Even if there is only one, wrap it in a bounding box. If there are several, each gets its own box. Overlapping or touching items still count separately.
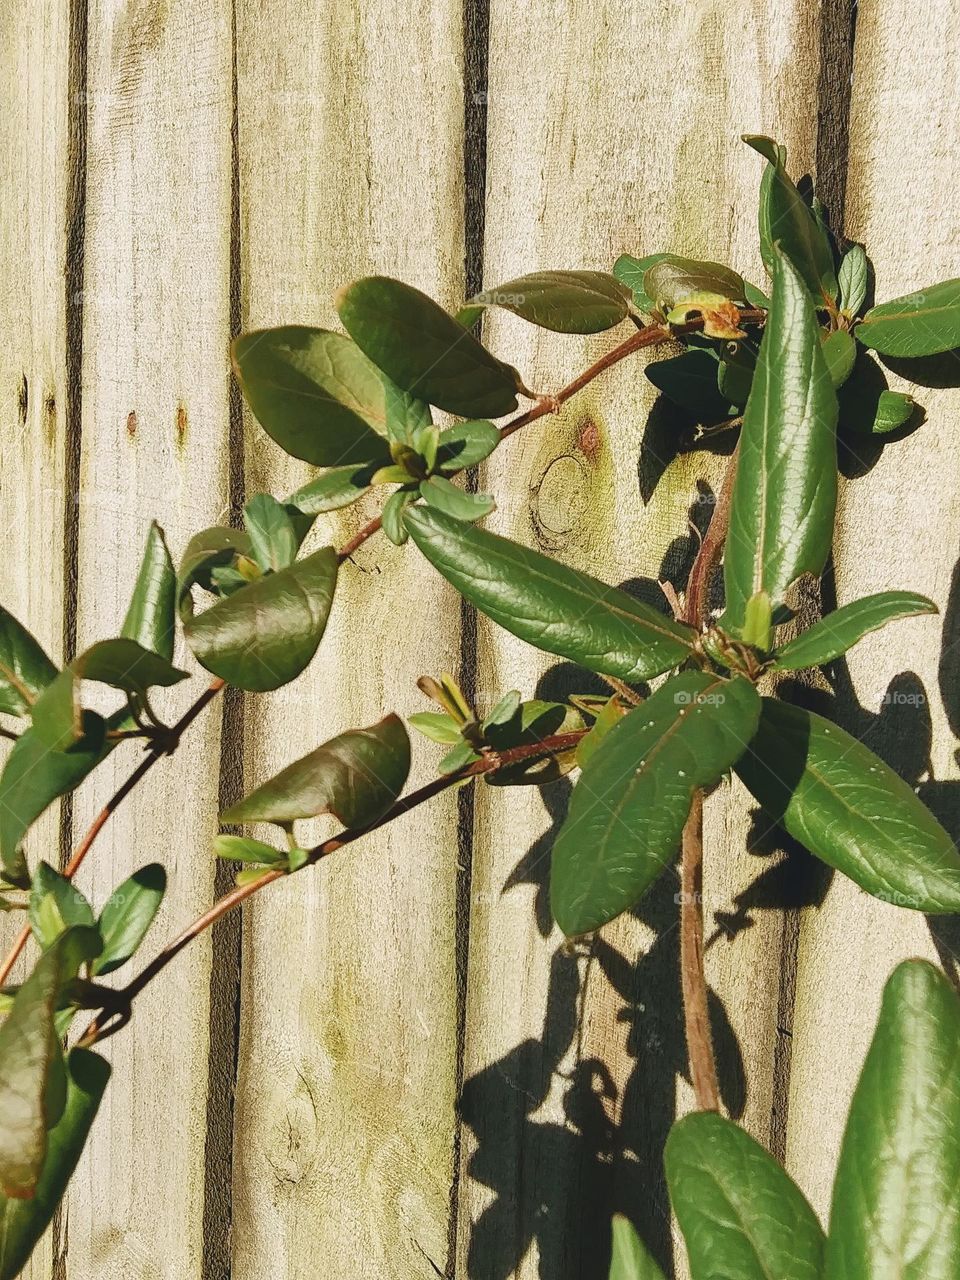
[2,0,959,1276]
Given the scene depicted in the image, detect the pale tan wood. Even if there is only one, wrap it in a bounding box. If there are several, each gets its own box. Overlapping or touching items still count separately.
[230,4,466,1277]
[60,3,235,1275]
[461,4,824,1275]
[785,0,960,1220]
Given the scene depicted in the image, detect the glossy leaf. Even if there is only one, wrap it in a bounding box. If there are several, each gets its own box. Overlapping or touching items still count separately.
[184,547,338,692]
[435,420,500,474]
[177,526,254,620]
[666,1112,824,1280]
[243,494,299,573]
[485,699,583,786]
[481,690,521,731]
[405,505,696,682]
[645,349,735,422]
[28,863,94,951]
[736,698,960,911]
[0,609,57,719]
[856,279,960,356]
[822,329,857,388]
[286,463,377,515]
[381,488,418,545]
[723,248,838,632]
[854,387,916,436]
[642,255,746,308]
[717,341,756,409]
[746,133,838,304]
[773,591,937,670]
[336,276,521,418]
[382,379,432,446]
[613,252,670,310]
[121,522,176,661]
[232,326,393,466]
[213,834,287,865]
[608,1216,666,1280]
[838,244,868,317]
[92,863,166,976]
[824,960,960,1279]
[221,714,410,829]
[463,270,630,333]
[575,695,628,769]
[419,477,496,522]
[407,712,462,745]
[551,672,761,935]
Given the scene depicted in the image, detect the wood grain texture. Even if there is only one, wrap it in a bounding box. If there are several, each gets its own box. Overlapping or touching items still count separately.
[785,0,960,1220]
[61,2,235,1276]
[230,3,466,1276]
[460,3,823,1276]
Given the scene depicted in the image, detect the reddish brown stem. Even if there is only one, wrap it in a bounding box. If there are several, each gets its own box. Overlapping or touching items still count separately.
[679,791,719,1111]
[683,441,740,629]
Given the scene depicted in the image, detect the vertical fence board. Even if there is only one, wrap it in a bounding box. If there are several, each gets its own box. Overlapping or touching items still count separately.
[460,4,823,1275]
[785,0,960,1219]
[63,3,235,1275]
[231,4,465,1277]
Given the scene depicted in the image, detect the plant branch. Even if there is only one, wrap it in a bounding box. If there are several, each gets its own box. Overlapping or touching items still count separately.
[683,441,740,630]
[679,790,719,1111]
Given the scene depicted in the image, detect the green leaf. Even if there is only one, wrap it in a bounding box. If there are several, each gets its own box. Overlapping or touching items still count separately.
[184,547,338,692]
[824,960,960,1279]
[856,279,960,356]
[723,247,838,632]
[213,834,287,865]
[0,610,57,718]
[438,740,480,775]
[608,1215,666,1280]
[666,1112,825,1280]
[838,244,868,317]
[232,326,393,466]
[551,672,761,935]
[177,526,254,620]
[0,928,101,1199]
[221,714,410,829]
[484,699,583,786]
[746,133,838,304]
[383,378,432,446]
[382,488,418,545]
[481,690,521,731]
[336,277,522,418]
[773,591,937,670]
[821,329,857,388]
[286,463,377,515]
[121,522,176,661]
[419,477,496,522]
[463,270,630,333]
[736,698,960,911]
[243,494,300,573]
[0,1048,110,1280]
[717,341,756,409]
[645,348,735,422]
[642,254,746,308]
[435,420,500,474]
[847,387,917,436]
[613,252,671,310]
[405,504,697,682]
[575,695,628,769]
[408,712,462,745]
[29,863,94,951]
[743,280,771,309]
[92,863,166,976]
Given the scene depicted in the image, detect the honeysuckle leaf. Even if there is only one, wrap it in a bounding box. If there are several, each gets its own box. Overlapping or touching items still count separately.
[746,133,838,304]
[0,1048,110,1280]
[419,477,496,522]
[243,494,300,573]
[221,714,410,829]
[462,270,631,333]
[481,689,521,731]
[666,1111,825,1280]
[484,699,583,786]
[838,244,868,317]
[213,834,287,865]
[642,255,747,308]
[177,526,254,620]
[381,488,418,545]
[551,672,761,935]
[646,348,735,422]
[842,386,917,436]
[232,326,394,466]
[438,739,480,775]
[723,248,838,632]
[772,591,937,670]
[28,863,94,951]
[121,522,176,661]
[336,276,522,418]
[435,419,500,473]
[184,547,338,692]
[736,698,960,911]
[574,695,629,770]
[824,960,960,1280]
[0,608,57,718]
[405,505,696,681]
[822,329,857,388]
[613,252,671,310]
[608,1215,666,1280]
[286,463,377,515]
[717,341,756,408]
[92,863,166,976]
[407,712,462,745]
[856,279,960,356]
[382,379,431,446]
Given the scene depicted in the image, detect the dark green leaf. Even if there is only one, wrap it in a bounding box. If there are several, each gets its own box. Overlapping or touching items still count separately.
[232,326,393,466]
[838,244,868,317]
[463,271,630,334]
[743,280,771,309]
[484,699,582,786]
[382,488,418,545]
[0,1048,109,1280]
[407,712,461,745]
[435,420,500,474]
[481,690,521,731]
[825,960,960,1279]
[645,349,735,422]
[243,494,300,573]
[773,591,937,670]
[405,505,696,681]
[642,255,746,308]
[0,610,57,718]
[717,341,756,409]
[864,389,917,435]
[121,522,176,661]
[551,672,761,935]
[29,863,94,951]
[336,277,522,418]
[746,133,838,304]
[177,526,254,620]
[723,248,838,632]
[856,279,960,356]
[821,329,857,388]
[213,834,287,865]
[92,863,166,976]
[666,1111,824,1280]
[286,463,377,515]
[184,547,338,692]
[419,477,496,522]
[221,714,410,828]
[575,696,628,770]
[736,698,960,911]
[609,1215,666,1280]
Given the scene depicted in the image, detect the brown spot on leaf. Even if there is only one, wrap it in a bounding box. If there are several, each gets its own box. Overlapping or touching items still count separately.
[126,410,137,436]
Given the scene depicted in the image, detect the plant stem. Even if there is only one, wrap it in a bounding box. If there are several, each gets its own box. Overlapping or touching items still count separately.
[683,441,740,631]
[679,790,719,1111]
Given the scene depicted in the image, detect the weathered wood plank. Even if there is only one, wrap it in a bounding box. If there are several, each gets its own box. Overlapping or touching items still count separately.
[62,3,235,1275]
[785,0,960,1220]
[230,4,466,1276]
[461,4,824,1275]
